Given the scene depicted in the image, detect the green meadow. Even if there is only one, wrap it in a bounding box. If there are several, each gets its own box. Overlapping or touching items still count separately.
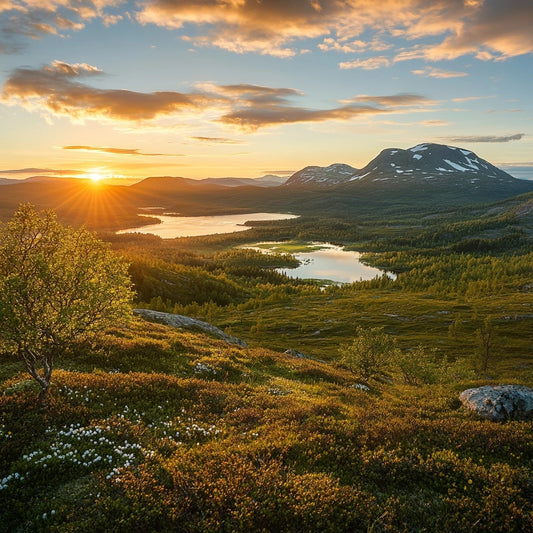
[1,196,532,532]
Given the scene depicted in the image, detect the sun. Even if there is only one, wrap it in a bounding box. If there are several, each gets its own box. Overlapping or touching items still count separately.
[88,172,103,182]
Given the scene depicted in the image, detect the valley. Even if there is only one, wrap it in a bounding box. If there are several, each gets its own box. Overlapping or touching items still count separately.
[1,143,532,531]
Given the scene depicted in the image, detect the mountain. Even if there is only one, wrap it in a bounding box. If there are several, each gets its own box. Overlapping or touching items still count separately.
[349,143,516,183]
[1,143,532,227]
[201,175,287,187]
[284,164,358,187]
[284,143,530,193]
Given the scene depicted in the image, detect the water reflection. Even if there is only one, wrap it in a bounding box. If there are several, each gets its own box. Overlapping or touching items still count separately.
[275,243,394,284]
[117,212,298,239]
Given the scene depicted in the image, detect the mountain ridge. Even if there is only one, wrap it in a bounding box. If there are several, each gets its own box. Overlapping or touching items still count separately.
[284,143,520,189]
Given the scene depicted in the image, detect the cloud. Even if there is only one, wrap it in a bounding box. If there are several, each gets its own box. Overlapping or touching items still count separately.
[135,0,533,61]
[61,145,181,156]
[3,0,533,64]
[1,61,436,131]
[1,60,213,121]
[205,85,431,131]
[217,90,434,131]
[339,56,390,70]
[421,120,448,126]
[0,1,122,53]
[441,133,525,143]
[190,136,243,144]
[421,0,533,61]
[318,37,390,53]
[344,94,436,107]
[220,105,387,131]
[412,67,468,78]
[136,0,345,57]
[0,167,83,175]
[451,95,495,102]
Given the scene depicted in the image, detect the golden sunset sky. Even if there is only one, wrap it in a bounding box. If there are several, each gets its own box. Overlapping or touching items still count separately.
[1,0,532,182]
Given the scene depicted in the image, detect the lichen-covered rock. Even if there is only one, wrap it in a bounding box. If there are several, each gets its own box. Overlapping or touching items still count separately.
[459,385,533,421]
[134,309,247,347]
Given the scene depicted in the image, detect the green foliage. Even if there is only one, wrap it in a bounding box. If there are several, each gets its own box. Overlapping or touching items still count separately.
[0,333,531,532]
[474,316,498,374]
[394,345,447,385]
[0,204,133,394]
[1,193,531,530]
[339,326,399,382]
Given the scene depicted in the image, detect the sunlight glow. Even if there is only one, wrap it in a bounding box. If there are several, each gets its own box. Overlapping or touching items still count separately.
[89,172,103,182]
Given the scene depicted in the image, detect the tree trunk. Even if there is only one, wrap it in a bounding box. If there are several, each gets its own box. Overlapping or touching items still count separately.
[21,348,52,399]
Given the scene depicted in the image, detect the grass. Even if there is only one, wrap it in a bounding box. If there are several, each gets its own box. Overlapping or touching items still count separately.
[1,318,532,532]
[211,289,533,379]
[243,240,330,254]
[1,197,532,531]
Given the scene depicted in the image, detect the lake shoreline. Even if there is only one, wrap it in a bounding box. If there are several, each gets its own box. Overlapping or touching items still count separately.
[243,241,394,284]
[117,212,299,239]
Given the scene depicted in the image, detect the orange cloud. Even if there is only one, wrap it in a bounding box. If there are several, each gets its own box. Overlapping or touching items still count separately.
[135,0,533,61]
[136,0,338,57]
[190,137,243,144]
[412,67,468,78]
[1,61,437,131]
[220,105,387,131]
[451,95,495,102]
[342,94,436,107]
[208,84,402,131]
[422,0,533,60]
[214,90,435,131]
[1,60,211,121]
[0,167,84,175]
[3,0,532,63]
[61,145,181,156]
[339,56,390,70]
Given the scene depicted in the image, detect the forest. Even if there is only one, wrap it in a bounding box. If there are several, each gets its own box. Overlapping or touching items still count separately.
[0,191,532,532]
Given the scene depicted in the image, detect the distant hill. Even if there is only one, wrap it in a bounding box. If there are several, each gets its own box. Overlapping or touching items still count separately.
[1,143,532,227]
[285,143,526,189]
[283,164,358,188]
[280,143,533,209]
[201,175,287,187]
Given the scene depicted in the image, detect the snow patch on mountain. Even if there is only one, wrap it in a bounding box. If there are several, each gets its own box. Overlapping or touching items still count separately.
[444,159,469,172]
[284,142,525,191]
[410,144,429,152]
[284,163,359,187]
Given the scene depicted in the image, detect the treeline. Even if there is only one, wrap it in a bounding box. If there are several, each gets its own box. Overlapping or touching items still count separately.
[102,195,532,316]
[359,251,533,296]
[115,241,309,311]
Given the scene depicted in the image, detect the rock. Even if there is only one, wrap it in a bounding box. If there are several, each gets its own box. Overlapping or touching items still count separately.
[133,309,247,347]
[283,349,326,363]
[284,348,307,358]
[459,385,533,421]
[351,383,371,392]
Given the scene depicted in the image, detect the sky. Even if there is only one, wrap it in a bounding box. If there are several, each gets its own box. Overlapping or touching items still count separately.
[0,0,532,183]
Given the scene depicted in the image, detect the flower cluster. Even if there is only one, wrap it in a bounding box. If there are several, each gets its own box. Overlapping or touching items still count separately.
[194,362,217,375]
[1,421,145,492]
[147,412,222,446]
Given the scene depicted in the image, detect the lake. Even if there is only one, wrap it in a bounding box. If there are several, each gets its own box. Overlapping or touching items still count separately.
[247,242,395,284]
[117,212,299,239]
[118,216,392,284]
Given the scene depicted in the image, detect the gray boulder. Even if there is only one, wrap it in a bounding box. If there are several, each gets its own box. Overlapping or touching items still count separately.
[134,309,247,347]
[459,384,533,421]
[284,349,308,359]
